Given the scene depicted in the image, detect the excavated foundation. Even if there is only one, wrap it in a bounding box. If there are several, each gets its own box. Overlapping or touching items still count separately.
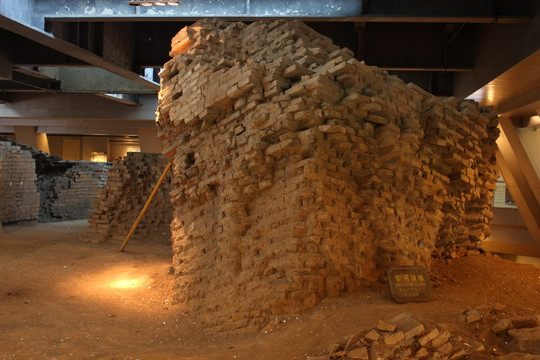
[156,19,500,331]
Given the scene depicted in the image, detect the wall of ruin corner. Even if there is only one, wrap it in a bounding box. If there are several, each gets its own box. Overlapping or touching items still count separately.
[84,152,173,244]
[156,19,500,331]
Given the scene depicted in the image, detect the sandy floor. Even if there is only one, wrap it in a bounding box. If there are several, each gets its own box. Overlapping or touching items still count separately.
[0,220,539,360]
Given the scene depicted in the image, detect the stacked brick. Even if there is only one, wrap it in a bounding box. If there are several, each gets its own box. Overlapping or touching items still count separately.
[0,141,40,223]
[84,152,174,245]
[156,19,500,331]
[39,162,111,221]
[0,136,110,222]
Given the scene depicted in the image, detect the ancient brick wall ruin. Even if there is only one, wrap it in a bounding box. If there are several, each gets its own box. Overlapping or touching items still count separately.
[84,152,174,244]
[156,19,500,331]
[38,161,111,221]
[0,137,111,223]
[0,141,40,223]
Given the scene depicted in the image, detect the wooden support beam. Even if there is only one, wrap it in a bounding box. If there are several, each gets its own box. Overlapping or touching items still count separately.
[482,238,540,257]
[485,207,540,257]
[497,86,540,115]
[496,150,540,249]
[499,117,540,203]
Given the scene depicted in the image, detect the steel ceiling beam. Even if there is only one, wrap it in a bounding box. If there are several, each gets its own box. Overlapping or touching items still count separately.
[0,118,155,129]
[0,80,42,91]
[11,70,62,91]
[0,13,159,91]
[36,127,141,136]
[95,93,139,106]
[38,67,156,94]
[36,0,531,23]
[0,93,157,120]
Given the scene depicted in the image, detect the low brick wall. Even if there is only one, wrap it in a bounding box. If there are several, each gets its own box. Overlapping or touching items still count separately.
[84,152,174,245]
[0,141,40,223]
[39,162,111,221]
[0,136,111,223]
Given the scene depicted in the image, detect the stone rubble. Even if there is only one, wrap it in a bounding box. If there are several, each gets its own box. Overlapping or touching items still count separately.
[84,152,174,244]
[156,19,500,331]
[456,304,540,358]
[0,141,40,223]
[307,312,484,360]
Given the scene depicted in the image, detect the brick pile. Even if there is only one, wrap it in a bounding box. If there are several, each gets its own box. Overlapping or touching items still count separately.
[308,312,486,360]
[156,19,500,331]
[309,309,540,359]
[39,162,111,221]
[0,141,40,223]
[84,152,174,244]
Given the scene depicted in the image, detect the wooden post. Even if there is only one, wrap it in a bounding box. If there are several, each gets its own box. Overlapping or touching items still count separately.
[119,161,173,252]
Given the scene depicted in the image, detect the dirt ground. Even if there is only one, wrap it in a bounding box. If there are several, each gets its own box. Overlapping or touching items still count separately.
[0,220,539,360]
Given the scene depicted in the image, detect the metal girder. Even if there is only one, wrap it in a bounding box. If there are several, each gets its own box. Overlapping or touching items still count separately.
[11,70,61,91]
[10,35,87,67]
[0,30,13,79]
[38,67,156,94]
[0,118,155,129]
[38,0,363,21]
[0,93,157,120]
[0,14,159,91]
[36,126,140,136]
[95,93,139,106]
[36,0,531,22]
[0,80,46,91]
[0,27,86,68]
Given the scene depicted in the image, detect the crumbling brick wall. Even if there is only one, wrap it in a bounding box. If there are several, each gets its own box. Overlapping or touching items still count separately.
[156,19,499,331]
[84,152,174,244]
[0,136,111,222]
[0,141,40,223]
[39,162,111,221]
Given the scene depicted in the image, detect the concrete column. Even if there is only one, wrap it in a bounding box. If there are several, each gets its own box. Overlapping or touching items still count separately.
[14,126,38,148]
[137,128,161,154]
[14,126,50,153]
[35,133,50,154]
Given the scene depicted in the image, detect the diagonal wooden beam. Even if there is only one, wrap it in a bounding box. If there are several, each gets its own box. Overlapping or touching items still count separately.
[496,152,540,249]
[499,117,540,204]
[496,119,540,250]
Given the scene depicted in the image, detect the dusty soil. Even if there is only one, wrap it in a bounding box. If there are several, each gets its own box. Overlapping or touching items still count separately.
[0,220,539,360]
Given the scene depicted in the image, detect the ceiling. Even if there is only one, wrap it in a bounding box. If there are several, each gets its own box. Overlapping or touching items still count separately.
[0,0,539,136]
